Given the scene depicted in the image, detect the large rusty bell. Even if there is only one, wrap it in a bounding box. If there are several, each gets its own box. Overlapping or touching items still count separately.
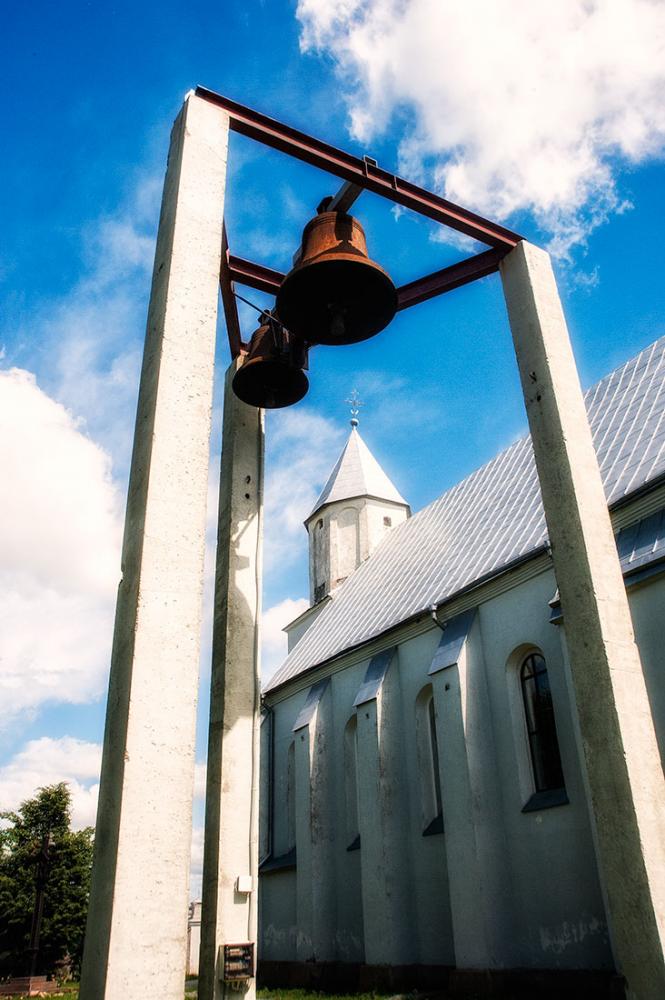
[232,312,309,409]
[276,202,397,346]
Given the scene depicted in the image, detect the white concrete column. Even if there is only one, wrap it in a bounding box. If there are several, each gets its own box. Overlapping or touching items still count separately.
[79,94,229,1000]
[356,654,415,966]
[500,241,665,1000]
[431,614,514,968]
[198,360,264,1000]
[293,680,336,963]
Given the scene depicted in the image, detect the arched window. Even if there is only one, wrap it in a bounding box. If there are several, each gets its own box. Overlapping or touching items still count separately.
[344,715,360,850]
[427,696,443,819]
[520,652,565,792]
[286,740,296,850]
[415,686,443,835]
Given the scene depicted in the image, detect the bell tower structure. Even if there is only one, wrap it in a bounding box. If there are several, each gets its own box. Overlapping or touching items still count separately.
[305,418,410,605]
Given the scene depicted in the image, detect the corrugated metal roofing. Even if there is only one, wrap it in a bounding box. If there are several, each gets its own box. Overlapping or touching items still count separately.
[266,336,665,693]
[308,425,409,520]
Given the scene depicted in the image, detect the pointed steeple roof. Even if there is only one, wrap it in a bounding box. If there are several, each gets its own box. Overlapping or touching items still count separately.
[308,426,408,520]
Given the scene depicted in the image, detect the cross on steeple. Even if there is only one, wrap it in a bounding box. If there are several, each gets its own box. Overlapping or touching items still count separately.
[346,389,364,428]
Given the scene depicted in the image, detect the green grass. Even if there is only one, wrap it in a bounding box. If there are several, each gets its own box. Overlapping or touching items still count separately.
[2,987,391,1000]
[257,993,391,1000]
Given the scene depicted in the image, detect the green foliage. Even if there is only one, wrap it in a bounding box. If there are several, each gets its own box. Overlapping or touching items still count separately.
[0,783,93,980]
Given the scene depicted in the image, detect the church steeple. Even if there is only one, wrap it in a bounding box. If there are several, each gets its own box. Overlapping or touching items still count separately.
[305,422,410,605]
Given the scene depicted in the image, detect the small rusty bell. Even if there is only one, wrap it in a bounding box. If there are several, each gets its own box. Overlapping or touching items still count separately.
[276,203,397,346]
[232,312,309,409]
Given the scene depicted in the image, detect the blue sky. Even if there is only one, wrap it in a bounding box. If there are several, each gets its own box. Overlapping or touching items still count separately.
[1,0,665,893]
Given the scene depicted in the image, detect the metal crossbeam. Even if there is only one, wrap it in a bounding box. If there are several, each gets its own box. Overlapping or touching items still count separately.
[195,87,522,250]
[396,248,506,310]
[227,250,506,316]
[219,225,246,356]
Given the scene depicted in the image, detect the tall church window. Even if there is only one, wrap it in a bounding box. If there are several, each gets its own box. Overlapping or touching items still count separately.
[416,686,443,835]
[286,740,296,851]
[344,715,360,850]
[520,653,565,793]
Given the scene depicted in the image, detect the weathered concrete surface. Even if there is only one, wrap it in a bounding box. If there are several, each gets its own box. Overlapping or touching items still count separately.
[79,93,229,1000]
[198,360,264,1000]
[500,240,665,1000]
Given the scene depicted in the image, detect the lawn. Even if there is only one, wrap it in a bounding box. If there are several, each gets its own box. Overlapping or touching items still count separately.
[1,987,388,1000]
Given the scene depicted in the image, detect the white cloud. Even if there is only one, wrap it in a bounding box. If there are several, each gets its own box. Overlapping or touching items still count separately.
[190,825,204,901]
[0,369,122,726]
[8,173,159,473]
[262,596,309,681]
[0,737,102,829]
[194,761,207,801]
[297,0,665,256]
[0,735,207,900]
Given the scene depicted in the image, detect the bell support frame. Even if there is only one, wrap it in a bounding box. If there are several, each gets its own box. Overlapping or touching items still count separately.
[198,85,524,357]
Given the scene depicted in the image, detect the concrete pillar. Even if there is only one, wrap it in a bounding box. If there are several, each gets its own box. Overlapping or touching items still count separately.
[355,652,415,966]
[293,680,336,963]
[79,94,229,1000]
[500,241,665,999]
[431,613,514,968]
[198,361,264,1000]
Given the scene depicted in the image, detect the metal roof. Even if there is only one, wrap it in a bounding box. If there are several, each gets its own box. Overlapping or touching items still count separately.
[308,425,409,520]
[266,336,665,693]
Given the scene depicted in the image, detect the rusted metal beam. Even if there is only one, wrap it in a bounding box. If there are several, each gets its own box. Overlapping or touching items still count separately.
[327,177,366,213]
[226,248,506,314]
[396,248,506,310]
[195,87,523,250]
[228,255,283,296]
[220,225,246,358]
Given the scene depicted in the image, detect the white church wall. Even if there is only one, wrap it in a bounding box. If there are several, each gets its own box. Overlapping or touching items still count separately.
[479,567,613,970]
[431,611,514,968]
[286,597,331,651]
[627,573,665,767]
[355,651,417,965]
[330,660,369,963]
[360,498,410,564]
[260,558,665,974]
[306,496,409,605]
[260,871,297,961]
[396,629,456,965]
[259,687,307,962]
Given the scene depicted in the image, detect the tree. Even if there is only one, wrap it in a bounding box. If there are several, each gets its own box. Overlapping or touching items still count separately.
[0,783,93,980]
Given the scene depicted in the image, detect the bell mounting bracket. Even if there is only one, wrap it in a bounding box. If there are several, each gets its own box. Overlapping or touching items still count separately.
[195,86,524,358]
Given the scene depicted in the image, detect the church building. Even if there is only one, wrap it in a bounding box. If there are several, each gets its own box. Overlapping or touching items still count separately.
[257,336,665,996]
